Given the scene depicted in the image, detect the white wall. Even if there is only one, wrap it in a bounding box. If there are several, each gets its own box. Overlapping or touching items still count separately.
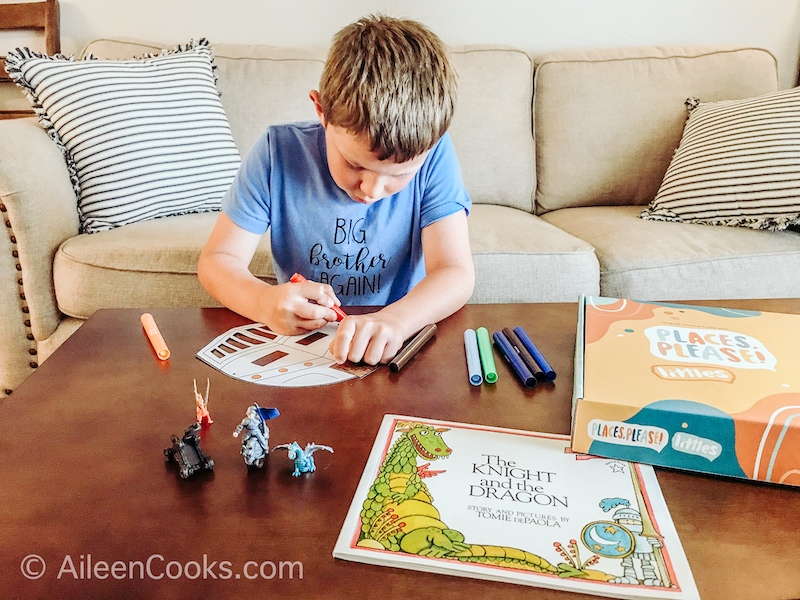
[3,1,800,100]
[50,0,800,88]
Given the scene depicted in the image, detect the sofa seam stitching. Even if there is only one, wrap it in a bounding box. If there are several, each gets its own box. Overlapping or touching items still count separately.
[0,202,38,391]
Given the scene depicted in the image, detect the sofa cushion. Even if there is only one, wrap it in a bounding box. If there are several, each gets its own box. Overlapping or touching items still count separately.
[53,206,599,315]
[212,43,325,155]
[468,205,599,302]
[82,41,536,213]
[533,46,779,213]
[53,213,276,319]
[642,86,800,231]
[542,205,800,300]
[448,47,535,212]
[6,40,241,233]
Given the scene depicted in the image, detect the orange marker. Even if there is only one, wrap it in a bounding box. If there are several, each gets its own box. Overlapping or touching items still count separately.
[289,272,347,321]
[141,312,170,360]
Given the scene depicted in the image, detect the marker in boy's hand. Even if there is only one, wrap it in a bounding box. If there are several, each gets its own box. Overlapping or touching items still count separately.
[290,273,347,321]
[260,276,340,335]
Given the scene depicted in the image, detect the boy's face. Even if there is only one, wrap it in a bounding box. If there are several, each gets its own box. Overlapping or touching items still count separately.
[310,91,429,204]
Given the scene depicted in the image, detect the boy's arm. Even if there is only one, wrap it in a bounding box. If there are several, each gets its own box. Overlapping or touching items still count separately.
[198,213,341,333]
[329,209,474,364]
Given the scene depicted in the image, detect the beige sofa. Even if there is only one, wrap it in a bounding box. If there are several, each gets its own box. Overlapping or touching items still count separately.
[2,39,799,396]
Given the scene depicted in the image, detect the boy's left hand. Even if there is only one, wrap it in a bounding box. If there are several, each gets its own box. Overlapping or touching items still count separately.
[329,312,406,365]
[326,210,473,365]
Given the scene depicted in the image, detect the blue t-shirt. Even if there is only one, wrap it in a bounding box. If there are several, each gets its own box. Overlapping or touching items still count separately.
[222,121,471,306]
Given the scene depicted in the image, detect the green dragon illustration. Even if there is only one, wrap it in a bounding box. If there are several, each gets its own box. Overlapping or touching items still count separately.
[357,421,602,578]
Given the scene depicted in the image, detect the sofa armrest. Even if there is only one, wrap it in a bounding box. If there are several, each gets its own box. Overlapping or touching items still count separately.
[0,117,80,394]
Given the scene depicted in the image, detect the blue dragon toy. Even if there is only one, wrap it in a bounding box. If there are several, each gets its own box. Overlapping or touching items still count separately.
[272,441,333,476]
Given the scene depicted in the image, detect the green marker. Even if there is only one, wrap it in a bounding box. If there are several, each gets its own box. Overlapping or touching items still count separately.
[475,327,498,383]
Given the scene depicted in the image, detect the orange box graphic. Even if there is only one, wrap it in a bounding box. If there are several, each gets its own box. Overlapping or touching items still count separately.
[571,296,800,487]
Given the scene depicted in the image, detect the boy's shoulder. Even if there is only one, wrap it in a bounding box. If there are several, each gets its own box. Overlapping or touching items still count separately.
[251,120,322,158]
[266,120,320,139]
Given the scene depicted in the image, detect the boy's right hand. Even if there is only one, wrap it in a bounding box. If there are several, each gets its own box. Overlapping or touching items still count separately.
[198,214,343,334]
[263,280,341,334]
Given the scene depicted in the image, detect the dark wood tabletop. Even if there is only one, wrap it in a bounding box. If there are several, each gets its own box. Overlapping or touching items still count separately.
[1,300,799,599]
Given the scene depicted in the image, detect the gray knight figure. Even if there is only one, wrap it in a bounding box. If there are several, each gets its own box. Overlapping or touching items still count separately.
[233,403,279,469]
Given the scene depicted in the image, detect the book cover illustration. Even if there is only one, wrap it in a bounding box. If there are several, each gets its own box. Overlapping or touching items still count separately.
[196,322,377,387]
[334,415,698,599]
[572,296,800,486]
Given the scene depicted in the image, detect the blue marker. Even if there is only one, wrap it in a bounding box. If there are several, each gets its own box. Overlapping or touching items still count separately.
[464,329,483,386]
[503,327,543,381]
[513,326,556,381]
[492,330,537,388]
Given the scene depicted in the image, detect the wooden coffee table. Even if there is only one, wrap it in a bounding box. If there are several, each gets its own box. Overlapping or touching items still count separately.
[1,301,799,599]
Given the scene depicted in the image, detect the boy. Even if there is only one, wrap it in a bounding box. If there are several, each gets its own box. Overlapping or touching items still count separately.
[198,15,474,366]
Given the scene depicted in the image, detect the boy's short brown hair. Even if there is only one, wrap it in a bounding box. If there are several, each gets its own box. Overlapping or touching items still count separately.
[318,14,457,163]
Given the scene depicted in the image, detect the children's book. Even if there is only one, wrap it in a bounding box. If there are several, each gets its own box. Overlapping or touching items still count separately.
[571,296,800,487]
[334,415,698,599]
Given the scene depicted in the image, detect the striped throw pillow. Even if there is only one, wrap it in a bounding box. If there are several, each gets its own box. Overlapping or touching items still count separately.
[641,86,800,231]
[5,39,240,233]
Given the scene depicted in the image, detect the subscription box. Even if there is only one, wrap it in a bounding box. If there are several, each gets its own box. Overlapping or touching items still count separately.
[571,296,800,487]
